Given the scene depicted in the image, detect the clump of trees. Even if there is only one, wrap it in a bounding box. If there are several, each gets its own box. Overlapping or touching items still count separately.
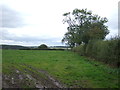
[38,44,48,49]
[62,8,109,48]
[62,8,119,67]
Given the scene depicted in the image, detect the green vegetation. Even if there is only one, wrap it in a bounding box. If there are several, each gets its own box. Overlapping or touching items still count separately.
[62,8,119,69]
[38,44,48,49]
[0,45,29,50]
[62,8,109,47]
[2,8,119,88]
[72,36,120,67]
[2,50,119,88]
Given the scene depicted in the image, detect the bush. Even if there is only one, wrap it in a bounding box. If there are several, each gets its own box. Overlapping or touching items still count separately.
[72,36,120,67]
[38,44,48,49]
[86,37,120,67]
[72,44,86,56]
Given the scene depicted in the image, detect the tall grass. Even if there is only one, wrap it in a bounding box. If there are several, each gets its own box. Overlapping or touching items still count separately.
[72,36,120,67]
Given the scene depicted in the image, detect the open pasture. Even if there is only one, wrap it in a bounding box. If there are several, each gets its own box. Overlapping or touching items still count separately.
[2,50,119,88]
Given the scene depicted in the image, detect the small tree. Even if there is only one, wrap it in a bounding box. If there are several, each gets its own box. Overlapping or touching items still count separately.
[38,44,48,49]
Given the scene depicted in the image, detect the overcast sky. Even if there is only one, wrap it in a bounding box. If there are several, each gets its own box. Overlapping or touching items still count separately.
[0,0,119,46]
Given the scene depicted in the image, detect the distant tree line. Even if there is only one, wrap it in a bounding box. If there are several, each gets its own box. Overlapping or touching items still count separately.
[38,44,48,49]
[0,44,65,51]
[0,45,29,50]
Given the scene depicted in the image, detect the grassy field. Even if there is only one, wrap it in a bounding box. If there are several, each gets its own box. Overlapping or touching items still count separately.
[2,50,119,88]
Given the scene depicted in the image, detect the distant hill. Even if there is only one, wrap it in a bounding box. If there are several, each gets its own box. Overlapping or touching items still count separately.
[0,45,30,50]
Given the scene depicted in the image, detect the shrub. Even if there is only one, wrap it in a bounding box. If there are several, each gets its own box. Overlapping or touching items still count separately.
[86,37,120,67]
[72,44,86,56]
[86,39,98,57]
[72,36,120,67]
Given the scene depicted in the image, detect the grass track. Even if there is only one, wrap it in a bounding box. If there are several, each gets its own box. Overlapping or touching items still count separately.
[2,50,119,88]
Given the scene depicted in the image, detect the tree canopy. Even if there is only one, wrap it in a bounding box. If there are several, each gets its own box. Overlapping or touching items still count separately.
[38,44,48,49]
[62,8,109,48]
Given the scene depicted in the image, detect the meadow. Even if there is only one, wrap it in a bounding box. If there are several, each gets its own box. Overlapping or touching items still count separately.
[2,50,119,88]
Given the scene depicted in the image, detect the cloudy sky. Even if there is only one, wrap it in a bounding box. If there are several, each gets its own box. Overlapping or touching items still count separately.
[0,0,119,46]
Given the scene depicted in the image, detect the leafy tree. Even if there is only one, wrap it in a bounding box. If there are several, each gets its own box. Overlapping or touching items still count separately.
[62,8,109,47]
[38,44,48,49]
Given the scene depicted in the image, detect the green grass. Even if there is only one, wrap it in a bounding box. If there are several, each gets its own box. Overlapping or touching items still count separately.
[2,50,119,88]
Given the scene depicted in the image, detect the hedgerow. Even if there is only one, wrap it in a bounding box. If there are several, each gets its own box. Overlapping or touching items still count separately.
[72,36,120,67]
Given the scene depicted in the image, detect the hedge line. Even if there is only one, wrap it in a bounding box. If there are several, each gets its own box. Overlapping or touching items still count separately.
[72,37,120,67]
[20,48,65,51]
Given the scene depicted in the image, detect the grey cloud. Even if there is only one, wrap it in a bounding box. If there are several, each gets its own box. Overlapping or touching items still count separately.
[107,11,118,31]
[118,2,120,35]
[0,5,25,28]
[1,29,62,46]
[2,34,60,42]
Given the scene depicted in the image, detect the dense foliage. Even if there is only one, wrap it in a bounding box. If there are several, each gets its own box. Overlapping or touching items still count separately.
[72,36,120,67]
[38,44,48,49]
[62,8,109,47]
